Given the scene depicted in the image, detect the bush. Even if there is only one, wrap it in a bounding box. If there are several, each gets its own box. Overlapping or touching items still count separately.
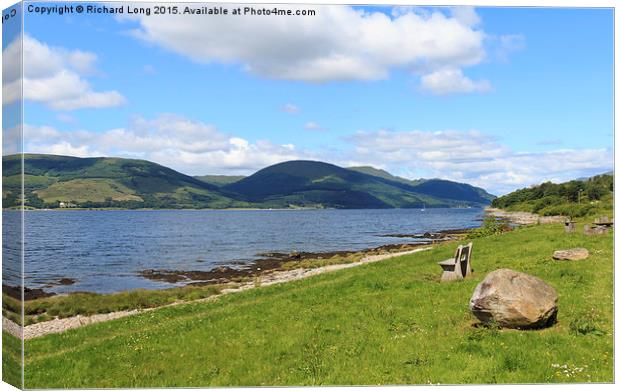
[467,217,511,239]
[569,310,605,336]
[538,203,594,218]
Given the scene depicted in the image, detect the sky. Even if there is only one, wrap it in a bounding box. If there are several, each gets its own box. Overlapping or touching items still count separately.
[1,2,614,195]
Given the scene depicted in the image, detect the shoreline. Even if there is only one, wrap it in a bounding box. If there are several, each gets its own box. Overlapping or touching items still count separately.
[484,207,566,225]
[4,206,486,212]
[1,211,580,339]
[4,227,471,301]
[4,246,434,340]
[1,224,476,339]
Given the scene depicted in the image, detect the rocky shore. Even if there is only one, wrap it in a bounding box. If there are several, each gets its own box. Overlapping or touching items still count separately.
[2,227,469,339]
[4,246,433,339]
[6,228,467,300]
[139,232,462,286]
[485,207,566,225]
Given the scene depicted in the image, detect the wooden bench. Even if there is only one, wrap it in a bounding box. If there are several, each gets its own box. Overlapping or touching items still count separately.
[437,242,473,282]
[593,216,614,227]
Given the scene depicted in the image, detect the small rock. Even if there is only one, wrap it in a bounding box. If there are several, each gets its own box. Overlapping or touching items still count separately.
[469,269,558,329]
[57,278,76,285]
[552,248,589,261]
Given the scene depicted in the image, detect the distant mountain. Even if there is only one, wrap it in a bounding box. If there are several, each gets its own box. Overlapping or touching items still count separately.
[194,175,245,187]
[410,179,495,205]
[3,154,494,209]
[576,171,613,181]
[347,166,425,186]
[2,154,243,209]
[348,166,494,205]
[224,160,493,209]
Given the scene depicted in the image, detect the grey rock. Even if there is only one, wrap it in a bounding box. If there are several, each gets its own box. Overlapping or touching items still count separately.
[469,269,558,329]
[553,248,589,261]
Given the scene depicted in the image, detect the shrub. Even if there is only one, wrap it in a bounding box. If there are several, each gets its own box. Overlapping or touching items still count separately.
[467,217,511,239]
[569,310,605,336]
[538,203,594,218]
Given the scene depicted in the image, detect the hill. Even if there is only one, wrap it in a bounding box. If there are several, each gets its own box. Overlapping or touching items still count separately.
[3,155,494,209]
[1,154,244,209]
[349,166,494,205]
[224,160,493,208]
[194,175,245,187]
[576,170,613,181]
[491,174,613,217]
[347,166,425,186]
[411,179,495,205]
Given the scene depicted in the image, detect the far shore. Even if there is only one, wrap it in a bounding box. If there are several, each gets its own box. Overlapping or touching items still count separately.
[4,206,486,212]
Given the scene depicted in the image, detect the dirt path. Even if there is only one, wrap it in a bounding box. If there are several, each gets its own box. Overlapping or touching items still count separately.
[4,246,432,340]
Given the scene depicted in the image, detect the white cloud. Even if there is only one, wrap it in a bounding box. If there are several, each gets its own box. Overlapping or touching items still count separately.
[2,35,126,110]
[20,118,611,195]
[450,6,481,27]
[497,34,526,62]
[56,113,77,124]
[348,129,612,194]
[282,103,300,114]
[22,115,315,175]
[123,5,489,90]
[420,67,491,95]
[2,124,22,155]
[304,121,325,131]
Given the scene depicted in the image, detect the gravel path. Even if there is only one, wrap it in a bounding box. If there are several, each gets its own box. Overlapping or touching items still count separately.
[3,246,432,340]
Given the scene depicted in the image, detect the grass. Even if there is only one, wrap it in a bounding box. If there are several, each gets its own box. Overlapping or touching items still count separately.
[34,178,143,203]
[2,221,613,387]
[280,253,365,270]
[2,284,226,326]
[2,331,22,388]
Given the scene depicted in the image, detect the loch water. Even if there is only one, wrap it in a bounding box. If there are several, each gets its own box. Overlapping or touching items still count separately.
[2,208,484,294]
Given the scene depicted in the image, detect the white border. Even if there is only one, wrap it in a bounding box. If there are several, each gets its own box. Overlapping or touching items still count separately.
[0,1,616,391]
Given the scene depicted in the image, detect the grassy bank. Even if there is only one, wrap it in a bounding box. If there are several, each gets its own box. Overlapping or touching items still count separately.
[3,245,424,326]
[3,284,226,326]
[4,221,613,387]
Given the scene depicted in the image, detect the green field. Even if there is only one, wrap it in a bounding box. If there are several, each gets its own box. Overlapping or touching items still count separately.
[35,178,143,203]
[2,221,613,387]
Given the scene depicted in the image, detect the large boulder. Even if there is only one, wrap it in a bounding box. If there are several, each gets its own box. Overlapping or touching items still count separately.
[552,248,589,261]
[469,269,558,329]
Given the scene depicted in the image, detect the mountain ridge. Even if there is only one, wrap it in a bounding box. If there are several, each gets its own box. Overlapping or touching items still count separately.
[2,154,495,209]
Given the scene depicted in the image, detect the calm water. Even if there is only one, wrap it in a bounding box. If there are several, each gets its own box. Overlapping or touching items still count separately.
[2,208,483,293]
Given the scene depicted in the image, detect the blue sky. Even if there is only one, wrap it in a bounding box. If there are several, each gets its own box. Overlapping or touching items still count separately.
[2,2,614,194]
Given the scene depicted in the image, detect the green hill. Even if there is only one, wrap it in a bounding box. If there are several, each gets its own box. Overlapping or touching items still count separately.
[194,175,246,187]
[491,174,613,217]
[349,166,494,205]
[1,154,244,209]
[2,155,494,209]
[411,179,495,205]
[224,160,492,209]
[347,166,425,186]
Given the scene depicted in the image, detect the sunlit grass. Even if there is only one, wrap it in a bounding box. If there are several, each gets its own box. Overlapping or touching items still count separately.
[3,221,612,387]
